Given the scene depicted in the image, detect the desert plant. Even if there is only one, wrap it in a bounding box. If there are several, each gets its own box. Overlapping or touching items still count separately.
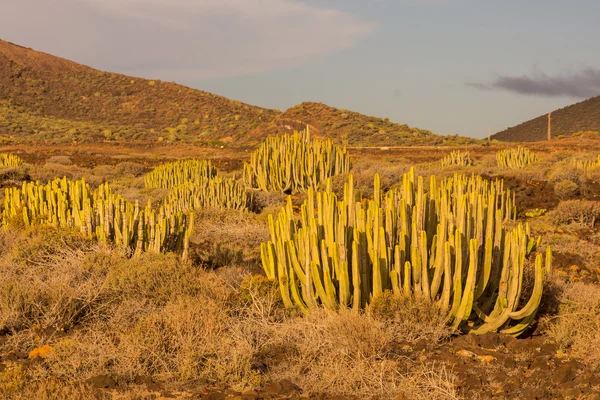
[0,153,24,168]
[144,159,217,189]
[496,147,539,169]
[2,177,193,257]
[164,176,253,212]
[573,154,600,172]
[243,129,350,193]
[261,168,550,336]
[552,200,600,228]
[554,180,580,199]
[440,150,472,168]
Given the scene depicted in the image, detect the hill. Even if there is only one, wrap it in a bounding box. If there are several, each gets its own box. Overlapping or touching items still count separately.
[0,39,467,147]
[279,102,476,146]
[492,96,600,142]
[0,39,278,146]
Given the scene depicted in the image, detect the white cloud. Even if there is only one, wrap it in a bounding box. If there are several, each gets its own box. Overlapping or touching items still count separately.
[25,0,376,80]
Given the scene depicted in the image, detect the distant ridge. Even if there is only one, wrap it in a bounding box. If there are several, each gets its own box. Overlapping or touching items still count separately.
[0,39,468,147]
[492,96,600,142]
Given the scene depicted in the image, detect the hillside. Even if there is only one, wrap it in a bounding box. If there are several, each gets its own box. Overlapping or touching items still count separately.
[0,39,463,147]
[0,39,278,146]
[279,102,477,146]
[492,96,600,142]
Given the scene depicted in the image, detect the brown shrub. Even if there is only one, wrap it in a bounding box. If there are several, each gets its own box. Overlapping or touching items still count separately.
[553,180,580,199]
[552,200,600,227]
[542,282,600,370]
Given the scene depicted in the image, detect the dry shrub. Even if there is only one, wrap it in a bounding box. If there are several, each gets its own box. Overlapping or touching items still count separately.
[46,156,73,165]
[542,282,600,370]
[0,226,98,332]
[267,309,458,399]
[0,227,459,399]
[370,291,452,344]
[190,208,269,271]
[552,199,600,228]
[547,164,582,184]
[553,180,580,199]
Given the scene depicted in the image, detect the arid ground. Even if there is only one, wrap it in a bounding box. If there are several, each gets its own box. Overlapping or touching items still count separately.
[0,135,599,400]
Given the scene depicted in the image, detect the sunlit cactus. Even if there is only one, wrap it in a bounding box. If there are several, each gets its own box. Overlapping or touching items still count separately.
[261,168,549,336]
[441,150,472,168]
[0,153,24,168]
[144,159,217,189]
[2,177,193,257]
[164,176,253,212]
[573,154,600,172]
[243,129,351,193]
[496,147,539,169]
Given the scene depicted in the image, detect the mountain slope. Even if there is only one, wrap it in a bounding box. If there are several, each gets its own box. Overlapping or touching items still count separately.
[492,96,600,142]
[0,39,278,145]
[0,39,460,147]
[279,102,476,146]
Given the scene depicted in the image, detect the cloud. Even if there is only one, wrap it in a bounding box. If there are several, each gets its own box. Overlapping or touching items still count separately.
[467,67,600,98]
[0,0,375,80]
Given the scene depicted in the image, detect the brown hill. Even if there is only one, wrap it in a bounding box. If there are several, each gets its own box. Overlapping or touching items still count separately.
[492,96,600,142]
[0,39,278,146]
[0,39,463,147]
[279,102,476,146]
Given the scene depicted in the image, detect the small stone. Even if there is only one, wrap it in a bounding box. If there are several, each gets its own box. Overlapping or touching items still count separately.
[456,349,476,358]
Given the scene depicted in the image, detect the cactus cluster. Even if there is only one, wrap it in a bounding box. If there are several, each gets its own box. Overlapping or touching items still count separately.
[0,153,24,168]
[144,159,217,189]
[573,155,600,172]
[496,147,539,169]
[2,177,193,258]
[146,158,253,212]
[243,129,350,193]
[261,169,550,335]
[441,150,472,168]
[164,176,252,212]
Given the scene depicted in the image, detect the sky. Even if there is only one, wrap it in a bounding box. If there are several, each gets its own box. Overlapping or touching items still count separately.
[1,0,600,138]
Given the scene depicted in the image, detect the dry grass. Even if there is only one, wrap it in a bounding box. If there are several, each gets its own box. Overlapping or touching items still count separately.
[542,282,600,371]
[0,226,461,399]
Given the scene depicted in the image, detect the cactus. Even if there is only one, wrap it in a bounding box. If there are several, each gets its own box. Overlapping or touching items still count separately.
[573,154,600,172]
[0,153,24,168]
[243,129,350,193]
[2,177,193,257]
[164,176,253,212]
[145,159,217,189]
[441,150,472,168]
[496,147,539,169]
[261,169,549,336]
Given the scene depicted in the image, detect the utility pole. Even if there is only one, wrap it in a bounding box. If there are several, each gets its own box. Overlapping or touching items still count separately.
[548,112,552,141]
[488,128,491,142]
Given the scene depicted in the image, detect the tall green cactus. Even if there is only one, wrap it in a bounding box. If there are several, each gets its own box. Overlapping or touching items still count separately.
[164,176,252,212]
[243,129,350,193]
[261,169,550,336]
[496,147,539,169]
[441,150,472,168]
[2,177,193,257]
[145,159,217,189]
[0,153,24,168]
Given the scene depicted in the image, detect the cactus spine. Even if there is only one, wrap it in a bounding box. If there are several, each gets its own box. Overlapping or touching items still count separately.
[243,129,350,193]
[262,169,548,336]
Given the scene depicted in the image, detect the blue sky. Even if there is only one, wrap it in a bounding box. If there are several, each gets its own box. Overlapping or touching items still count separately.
[2,0,600,137]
